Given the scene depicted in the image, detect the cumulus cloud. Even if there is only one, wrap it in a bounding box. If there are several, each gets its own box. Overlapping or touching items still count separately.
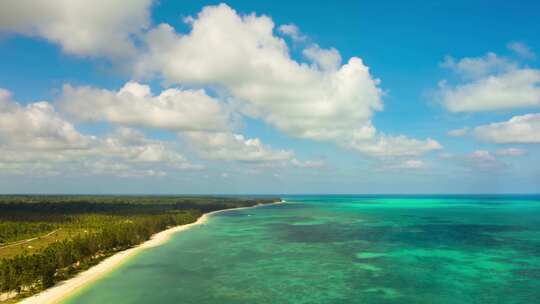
[58,79,313,168]
[303,44,341,71]
[0,88,201,176]
[0,0,152,58]
[133,4,439,157]
[439,51,540,112]
[474,113,540,143]
[59,82,229,132]
[439,69,540,112]
[88,128,204,176]
[0,88,93,150]
[184,131,294,163]
[1,3,442,163]
[102,127,186,164]
[134,5,383,142]
[183,131,325,169]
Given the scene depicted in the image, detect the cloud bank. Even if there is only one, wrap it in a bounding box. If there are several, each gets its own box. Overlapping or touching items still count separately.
[0,2,445,178]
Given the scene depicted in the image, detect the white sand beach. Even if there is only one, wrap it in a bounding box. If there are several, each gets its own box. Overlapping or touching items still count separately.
[20,201,283,304]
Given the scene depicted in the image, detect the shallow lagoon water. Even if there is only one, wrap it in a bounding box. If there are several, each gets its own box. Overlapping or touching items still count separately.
[65,195,540,303]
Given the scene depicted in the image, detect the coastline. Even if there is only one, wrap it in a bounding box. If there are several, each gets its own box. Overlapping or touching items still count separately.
[19,200,284,304]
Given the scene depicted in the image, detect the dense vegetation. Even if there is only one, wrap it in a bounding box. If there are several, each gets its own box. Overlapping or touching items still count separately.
[0,195,277,301]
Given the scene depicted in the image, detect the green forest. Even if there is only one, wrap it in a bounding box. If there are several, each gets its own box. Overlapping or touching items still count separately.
[0,195,277,301]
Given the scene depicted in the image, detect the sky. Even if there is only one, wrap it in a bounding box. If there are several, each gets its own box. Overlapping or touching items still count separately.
[0,0,539,194]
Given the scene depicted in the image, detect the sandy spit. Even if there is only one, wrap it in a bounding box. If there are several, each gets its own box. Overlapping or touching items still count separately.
[19,201,284,304]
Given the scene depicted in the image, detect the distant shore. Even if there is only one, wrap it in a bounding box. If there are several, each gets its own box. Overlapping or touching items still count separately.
[20,200,284,304]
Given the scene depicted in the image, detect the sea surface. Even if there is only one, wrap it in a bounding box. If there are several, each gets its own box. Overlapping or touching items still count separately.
[64,195,540,303]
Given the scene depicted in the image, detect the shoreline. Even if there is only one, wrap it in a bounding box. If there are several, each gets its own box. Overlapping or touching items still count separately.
[19,201,284,304]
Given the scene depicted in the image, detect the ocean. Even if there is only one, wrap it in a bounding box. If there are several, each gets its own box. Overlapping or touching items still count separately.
[64,195,540,303]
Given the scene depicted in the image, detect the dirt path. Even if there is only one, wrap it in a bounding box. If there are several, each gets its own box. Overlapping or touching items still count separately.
[0,229,61,249]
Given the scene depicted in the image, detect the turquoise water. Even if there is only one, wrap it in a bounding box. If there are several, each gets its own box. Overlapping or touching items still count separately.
[64,195,540,303]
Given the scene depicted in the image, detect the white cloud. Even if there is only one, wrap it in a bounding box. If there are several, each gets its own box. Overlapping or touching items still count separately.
[78,127,203,177]
[495,148,527,156]
[278,23,306,42]
[347,135,442,157]
[507,42,537,60]
[184,131,294,163]
[0,88,93,150]
[102,127,186,164]
[0,0,152,58]
[0,88,201,177]
[439,69,540,112]
[303,44,341,71]
[441,52,515,79]
[0,2,459,184]
[448,127,470,137]
[59,81,229,132]
[439,51,540,112]
[474,113,540,143]
[1,3,442,162]
[133,4,439,158]
[0,84,318,176]
[183,131,325,169]
[134,5,383,142]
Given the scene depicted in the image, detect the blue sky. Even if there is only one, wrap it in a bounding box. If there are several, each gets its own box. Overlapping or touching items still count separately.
[0,0,539,194]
